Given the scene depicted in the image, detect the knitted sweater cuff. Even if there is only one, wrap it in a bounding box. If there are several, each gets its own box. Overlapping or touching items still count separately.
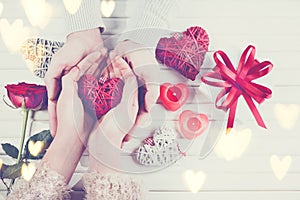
[64,0,105,36]
[120,0,177,43]
[83,172,145,200]
[7,163,70,200]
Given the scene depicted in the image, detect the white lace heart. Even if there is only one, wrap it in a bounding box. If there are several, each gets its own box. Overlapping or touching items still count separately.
[135,126,181,166]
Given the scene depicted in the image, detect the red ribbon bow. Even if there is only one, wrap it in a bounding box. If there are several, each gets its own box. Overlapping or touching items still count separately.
[201,45,273,133]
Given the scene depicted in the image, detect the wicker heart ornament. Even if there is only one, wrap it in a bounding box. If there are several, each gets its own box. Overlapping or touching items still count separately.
[21,38,64,78]
[136,126,182,166]
[78,74,124,119]
[155,26,209,81]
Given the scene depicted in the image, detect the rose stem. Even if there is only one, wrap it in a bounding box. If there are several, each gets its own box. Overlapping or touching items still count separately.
[17,108,29,162]
[9,102,29,191]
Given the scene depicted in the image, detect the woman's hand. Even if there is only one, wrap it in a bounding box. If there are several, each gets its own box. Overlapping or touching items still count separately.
[42,52,100,183]
[44,28,107,137]
[87,52,139,173]
[56,52,101,142]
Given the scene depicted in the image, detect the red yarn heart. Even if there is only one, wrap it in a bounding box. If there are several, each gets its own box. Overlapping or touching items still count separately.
[78,74,124,119]
[155,26,209,81]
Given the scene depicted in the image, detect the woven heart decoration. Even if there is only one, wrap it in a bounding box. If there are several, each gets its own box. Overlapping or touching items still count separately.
[21,38,64,78]
[78,74,124,119]
[136,126,182,166]
[155,26,209,81]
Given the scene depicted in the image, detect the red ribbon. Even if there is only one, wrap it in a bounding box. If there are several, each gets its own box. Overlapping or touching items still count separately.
[201,45,273,132]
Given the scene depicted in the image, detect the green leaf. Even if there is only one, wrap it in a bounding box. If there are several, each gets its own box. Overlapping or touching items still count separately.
[0,163,8,177]
[24,130,53,160]
[1,162,23,179]
[1,143,19,159]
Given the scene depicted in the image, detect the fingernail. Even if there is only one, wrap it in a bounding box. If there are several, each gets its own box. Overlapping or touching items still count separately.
[71,66,81,79]
[72,66,79,74]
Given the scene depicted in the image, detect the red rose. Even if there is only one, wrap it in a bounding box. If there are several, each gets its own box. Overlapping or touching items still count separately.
[5,82,48,110]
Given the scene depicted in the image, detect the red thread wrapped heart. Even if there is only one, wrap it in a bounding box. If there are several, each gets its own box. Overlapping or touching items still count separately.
[78,74,124,119]
[155,26,209,81]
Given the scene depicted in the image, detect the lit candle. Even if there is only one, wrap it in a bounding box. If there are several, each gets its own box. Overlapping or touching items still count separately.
[167,86,182,102]
[187,117,202,131]
[179,110,209,140]
[160,83,189,111]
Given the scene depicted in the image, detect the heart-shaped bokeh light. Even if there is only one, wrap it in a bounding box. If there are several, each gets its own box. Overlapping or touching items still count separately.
[0,19,33,53]
[21,0,52,28]
[21,163,37,181]
[0,159,3,171]
[274,104,300,130]
[100,0,115,17]
[183,170,206,193]
[0,2,3,17]
[28,140,45,157]
[270,155,292,180]
[63,0,82,15]
[214,128,252,161]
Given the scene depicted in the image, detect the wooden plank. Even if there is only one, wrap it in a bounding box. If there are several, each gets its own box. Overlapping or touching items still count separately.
[0,190,298,200]
[176,0,300,18]
[1,48,300,69]
[0,120,49,143]
[146,191,300,200]
[66,171,300,191]
[37,18,128,36]
[0,65,299,93]
[0,0,300,198]
[77,154,300,174]
[0,0,130,19]
[0,87,298,123]
[1,17,300,51]
[2,151,299,175]
[0,158,299,191]
[1,116,300,155]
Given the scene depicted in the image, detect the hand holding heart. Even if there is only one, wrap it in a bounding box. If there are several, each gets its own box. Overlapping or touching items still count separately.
[56,53,100,143]
[112,40,160,135]
[42,49,140,182]
[44,28,105,137]
[54,42,159,151]
[113,40,160,113]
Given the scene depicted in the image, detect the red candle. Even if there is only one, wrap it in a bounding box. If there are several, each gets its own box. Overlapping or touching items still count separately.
[167,86,182,102]
[179,110,209,140]
[160,83,189,111]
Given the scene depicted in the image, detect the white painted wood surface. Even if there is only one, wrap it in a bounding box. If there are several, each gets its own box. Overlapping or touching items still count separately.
[0,0,300,199]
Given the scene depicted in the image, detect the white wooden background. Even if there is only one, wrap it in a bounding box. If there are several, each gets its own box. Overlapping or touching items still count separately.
[0,0,300,199]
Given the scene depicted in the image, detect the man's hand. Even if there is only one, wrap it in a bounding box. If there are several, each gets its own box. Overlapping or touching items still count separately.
[113,40,160,136]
